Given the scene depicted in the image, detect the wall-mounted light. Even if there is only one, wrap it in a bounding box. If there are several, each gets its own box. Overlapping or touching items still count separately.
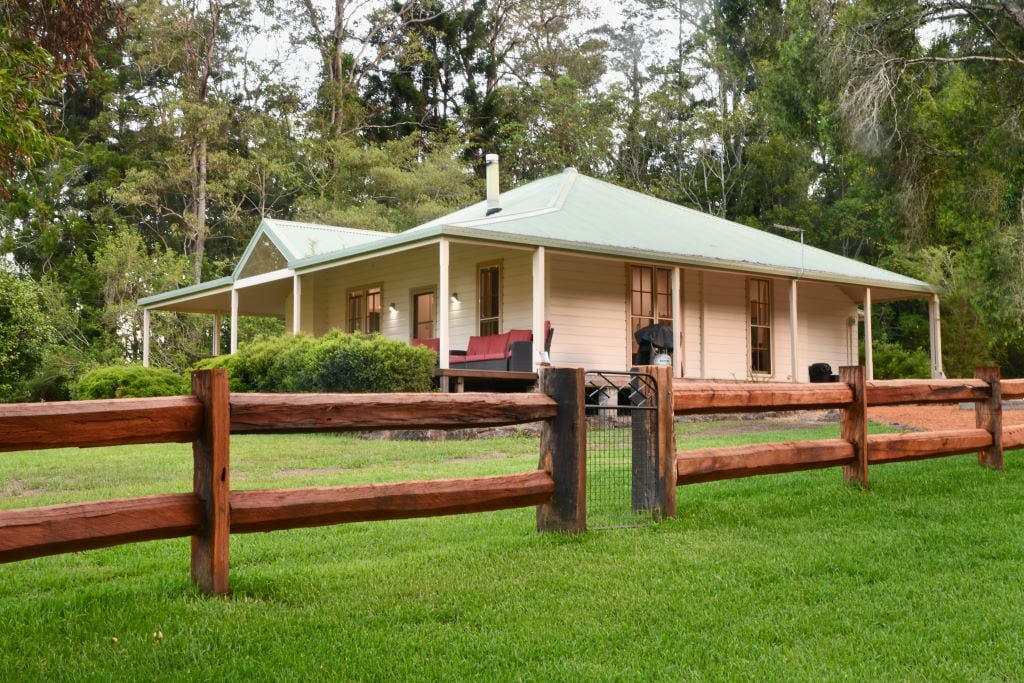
[388,303,398,313]
[450,292,460,304]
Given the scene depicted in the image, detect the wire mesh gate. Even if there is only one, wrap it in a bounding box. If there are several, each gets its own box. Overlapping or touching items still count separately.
[584,370,660,529]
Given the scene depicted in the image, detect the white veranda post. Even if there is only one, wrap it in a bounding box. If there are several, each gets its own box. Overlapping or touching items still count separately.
[789,279,799,383]
[438,239,450,370]
[864,287,874,381]
[212,313,221,356]
[671,267,682,378]
[532,246,545,369]
[142,308,151,367]
[230,289,239,354]
[929,293,944,378]
[292,274,302,335]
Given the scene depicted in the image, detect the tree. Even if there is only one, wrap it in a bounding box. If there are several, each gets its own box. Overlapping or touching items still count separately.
[0,268,54,401]
[0,0,122,197]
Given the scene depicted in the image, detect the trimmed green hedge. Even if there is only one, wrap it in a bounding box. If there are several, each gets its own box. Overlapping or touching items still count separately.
[74,365,188,399]
[191,331,436,393]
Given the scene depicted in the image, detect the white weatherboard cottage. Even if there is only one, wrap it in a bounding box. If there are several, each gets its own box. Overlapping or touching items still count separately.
[139,156,941,382]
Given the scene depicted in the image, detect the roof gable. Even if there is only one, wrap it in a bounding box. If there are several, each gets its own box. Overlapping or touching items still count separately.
[232,218,393,278]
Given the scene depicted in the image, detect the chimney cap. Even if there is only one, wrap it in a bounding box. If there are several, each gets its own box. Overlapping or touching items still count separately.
[485,153,499,164]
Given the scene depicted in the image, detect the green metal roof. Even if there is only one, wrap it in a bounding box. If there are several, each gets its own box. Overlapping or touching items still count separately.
[260,218,389,262]
[138,276,233,307]
[295,169,935,294]
[142,169,935,308]
[232,218,391,278]
[140,220,391,307]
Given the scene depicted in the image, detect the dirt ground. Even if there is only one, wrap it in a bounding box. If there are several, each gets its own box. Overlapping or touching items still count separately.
[868,404,1024,431]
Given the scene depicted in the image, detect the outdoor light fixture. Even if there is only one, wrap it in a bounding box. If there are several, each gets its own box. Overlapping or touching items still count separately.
[450,292,460,304]
[388,303,398,313]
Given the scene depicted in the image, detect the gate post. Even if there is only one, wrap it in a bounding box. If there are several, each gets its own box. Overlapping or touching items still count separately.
[840,365,868,488]
[631,366,677,519]
[976,366,1003,470]
[630,367,655,513]
[191,369,231,594]
[537,367,586,533]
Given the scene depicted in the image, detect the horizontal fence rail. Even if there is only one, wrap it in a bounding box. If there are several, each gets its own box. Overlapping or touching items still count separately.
[0,397,203,453]
[673,381,853,414]
[677,439,855,485]
[867,429,993,464]
[229,392,558,433]
[0,473,555,563]
[865,379,991,406]
[673,377,1008,415]
[230,471,555,533]
[0,493,202,563]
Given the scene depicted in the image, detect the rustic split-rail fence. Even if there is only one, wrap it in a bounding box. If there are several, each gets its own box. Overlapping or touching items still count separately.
[1,365,1020,595]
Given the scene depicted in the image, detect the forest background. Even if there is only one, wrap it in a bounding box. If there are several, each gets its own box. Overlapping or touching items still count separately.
[3,0,1024,401]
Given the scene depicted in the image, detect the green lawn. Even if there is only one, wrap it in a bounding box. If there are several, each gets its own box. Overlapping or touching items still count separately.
[2,420,1024,680]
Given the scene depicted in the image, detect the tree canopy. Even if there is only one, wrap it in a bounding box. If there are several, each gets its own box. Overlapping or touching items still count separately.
[3,0,1024,398]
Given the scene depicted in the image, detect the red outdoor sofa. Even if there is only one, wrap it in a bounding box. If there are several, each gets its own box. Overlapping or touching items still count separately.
[412,322,553,372]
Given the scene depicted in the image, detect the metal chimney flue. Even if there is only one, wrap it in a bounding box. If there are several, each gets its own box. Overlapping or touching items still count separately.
[485,153,501,215]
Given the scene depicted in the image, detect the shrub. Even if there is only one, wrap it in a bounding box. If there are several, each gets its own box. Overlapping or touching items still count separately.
[191,354,245,391]
[308,330,436,393]
[872,340,931,380]
[75,365,188,400]
[189,331,436,393]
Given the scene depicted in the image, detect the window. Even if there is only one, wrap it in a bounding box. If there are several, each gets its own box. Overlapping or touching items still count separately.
[478,262,502,336]
[347,286,381,333]
[629,264,672,355]
[412,290,436,339]
[749,278,772,374]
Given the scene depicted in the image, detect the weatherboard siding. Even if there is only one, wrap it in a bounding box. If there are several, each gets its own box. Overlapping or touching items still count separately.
[299,243,533,350]
[700,271,749,380]
[447,243,533,346]
[798,282,858,382]
[308,245,437,341]
[548,253,628,369]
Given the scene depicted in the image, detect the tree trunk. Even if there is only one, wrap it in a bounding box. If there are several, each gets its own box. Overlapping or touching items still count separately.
[193,136,207,284]
[330,0,347,137]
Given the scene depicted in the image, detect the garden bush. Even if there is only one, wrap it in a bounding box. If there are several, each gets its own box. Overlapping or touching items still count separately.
[191,354,244,391]
[871,340,931,379]
[307,330,436,393]
[189,331,436,393]
[74,365,188,399]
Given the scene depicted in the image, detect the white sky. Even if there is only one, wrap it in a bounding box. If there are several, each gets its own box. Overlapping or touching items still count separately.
[242,0,662,105]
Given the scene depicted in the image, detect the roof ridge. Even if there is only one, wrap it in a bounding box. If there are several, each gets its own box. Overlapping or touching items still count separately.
[264,218,390,235]
[549,167,577,210]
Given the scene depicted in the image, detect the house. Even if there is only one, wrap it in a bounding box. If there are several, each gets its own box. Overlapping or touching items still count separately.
[138,155,941,383]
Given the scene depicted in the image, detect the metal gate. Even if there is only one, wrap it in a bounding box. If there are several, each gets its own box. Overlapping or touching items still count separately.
[584,370,660,529]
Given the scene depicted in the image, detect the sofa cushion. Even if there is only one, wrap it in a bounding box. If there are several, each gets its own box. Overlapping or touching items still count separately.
[411,337,440,353]
[466,333,510,358]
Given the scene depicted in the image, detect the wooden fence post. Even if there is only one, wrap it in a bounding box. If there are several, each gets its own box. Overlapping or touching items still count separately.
[537,367,586,533]
[840,365,868,488]
[630,365,676,519]
[191,369,230,594]
[975,366,1003,470]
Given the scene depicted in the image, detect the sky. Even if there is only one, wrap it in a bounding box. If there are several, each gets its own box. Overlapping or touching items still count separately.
[242,0,658,104]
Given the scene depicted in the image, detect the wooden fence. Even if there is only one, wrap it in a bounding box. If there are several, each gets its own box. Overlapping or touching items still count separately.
[674,366,1019,488]
[0,368,587,594]
[1,365,1020,595]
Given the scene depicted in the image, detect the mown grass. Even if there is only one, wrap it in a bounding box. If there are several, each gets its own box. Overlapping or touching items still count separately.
[2,419,1024,680]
